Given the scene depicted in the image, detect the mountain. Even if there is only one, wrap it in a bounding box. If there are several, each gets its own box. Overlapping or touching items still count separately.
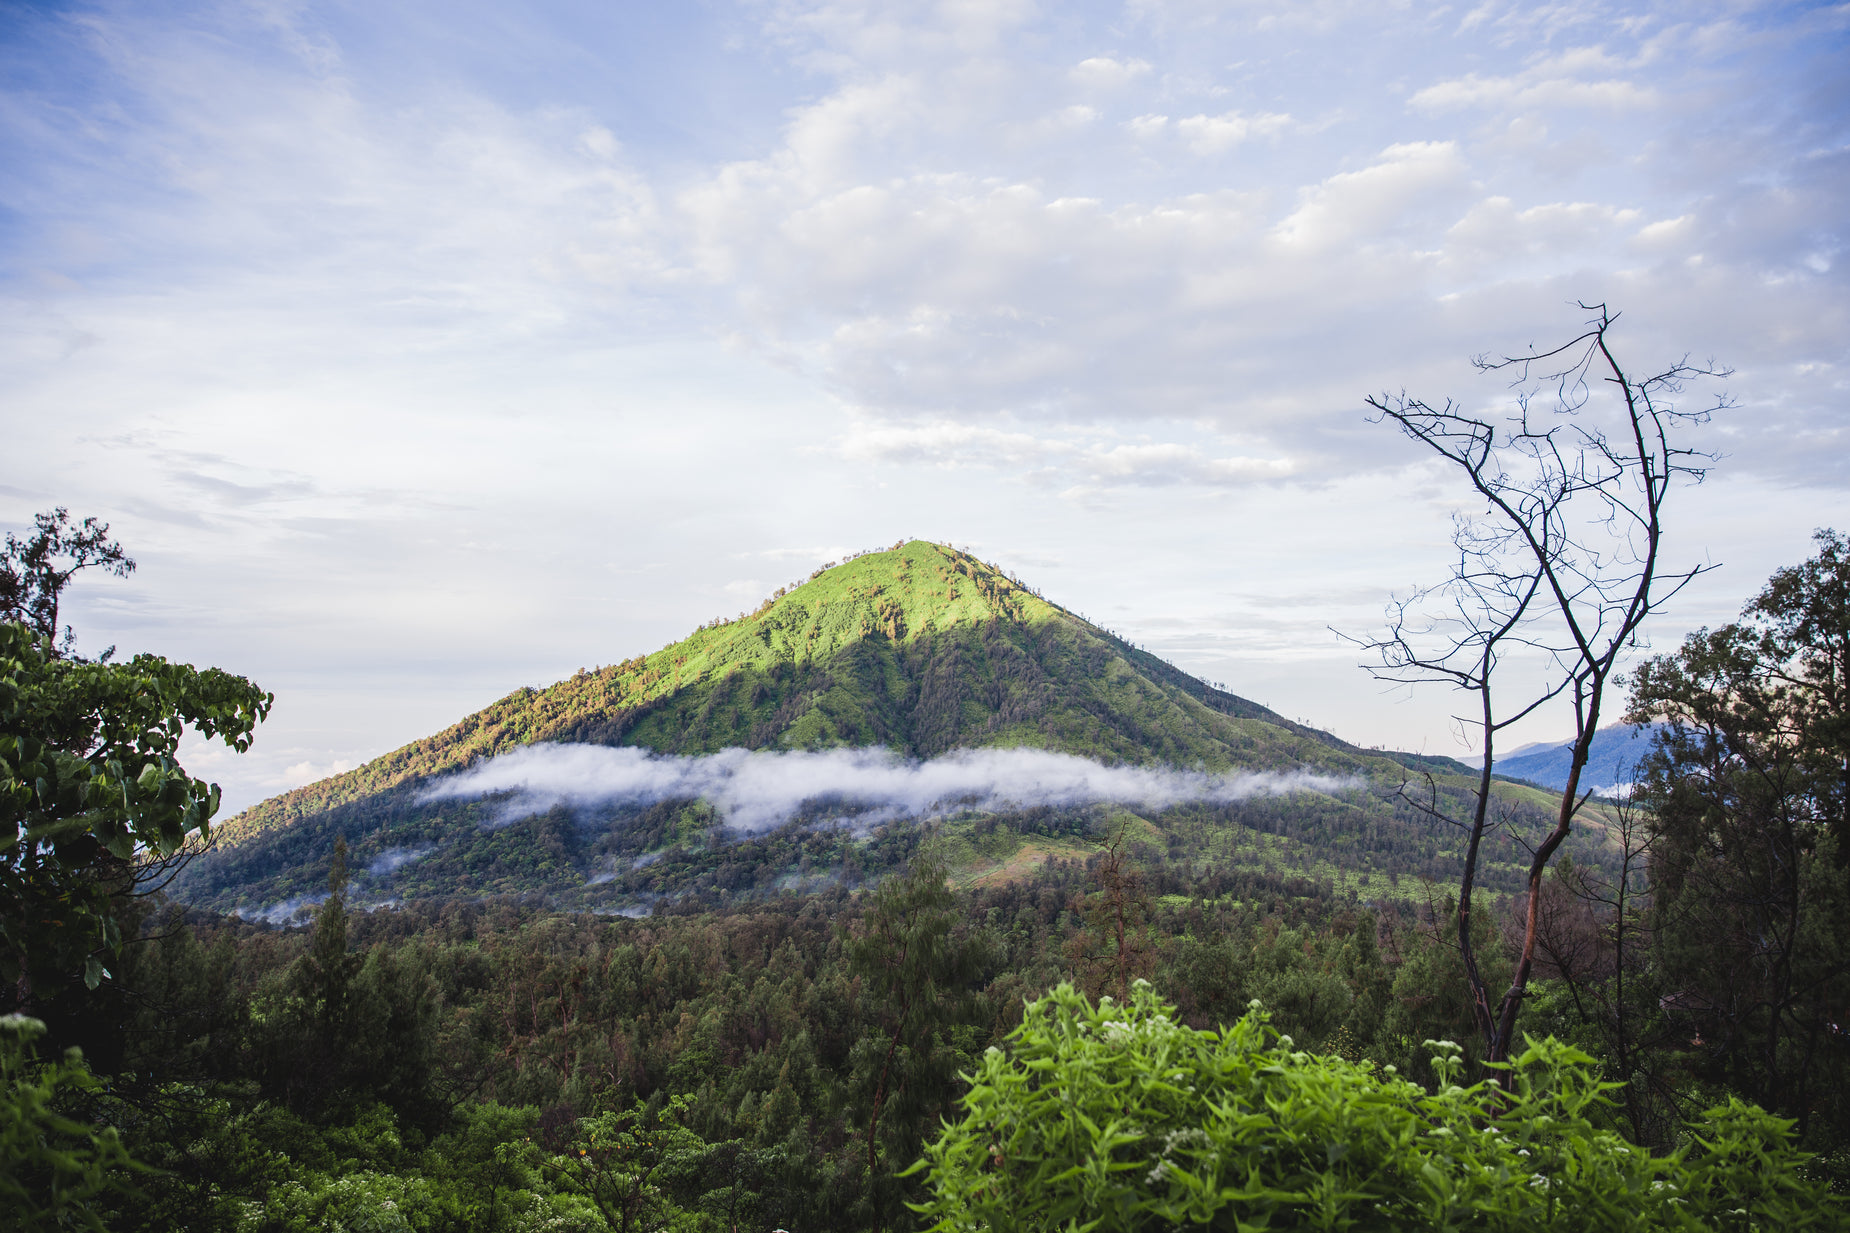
[1487,724,1661,795]
[173,541,1571,918]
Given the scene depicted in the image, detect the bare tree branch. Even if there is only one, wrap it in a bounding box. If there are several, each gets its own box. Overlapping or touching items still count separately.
[1342,303,1728,1065]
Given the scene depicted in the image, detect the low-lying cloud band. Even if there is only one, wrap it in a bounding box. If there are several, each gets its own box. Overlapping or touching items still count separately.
[419,743,1359,832]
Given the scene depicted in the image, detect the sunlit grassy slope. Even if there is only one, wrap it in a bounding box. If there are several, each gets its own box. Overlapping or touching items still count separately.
[212,542,1445,843]
[179,541,1587,913]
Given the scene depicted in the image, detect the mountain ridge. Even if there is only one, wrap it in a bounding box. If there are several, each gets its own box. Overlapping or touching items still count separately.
[176,540,1537,916]
[1480,723,1662,795]
[210,541,1464,851]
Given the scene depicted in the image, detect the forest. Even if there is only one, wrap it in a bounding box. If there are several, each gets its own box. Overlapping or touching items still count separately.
[3,516,1849,1230]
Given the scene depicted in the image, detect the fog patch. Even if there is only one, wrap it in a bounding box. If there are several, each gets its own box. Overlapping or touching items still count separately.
[420,744,1360,833]
[367,845,434,876]
[237,892,329,926]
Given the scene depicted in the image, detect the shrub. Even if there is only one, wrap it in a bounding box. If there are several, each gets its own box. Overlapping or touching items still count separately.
[911,982,1845,1231]
[0,1013,141,1230]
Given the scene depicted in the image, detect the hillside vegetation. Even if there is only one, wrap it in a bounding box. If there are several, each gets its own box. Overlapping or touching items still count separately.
[174,541,1590,918]
[210,542,1411,840]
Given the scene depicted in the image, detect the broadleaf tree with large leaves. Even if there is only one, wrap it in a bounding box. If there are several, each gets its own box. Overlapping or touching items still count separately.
[0,510,271,1011]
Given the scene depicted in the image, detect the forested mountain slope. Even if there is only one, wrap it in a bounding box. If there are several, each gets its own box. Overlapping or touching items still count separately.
[173,541,1574,916]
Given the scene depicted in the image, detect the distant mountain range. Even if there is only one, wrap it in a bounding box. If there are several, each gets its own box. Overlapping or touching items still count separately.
[1480,724,1662,796]
[174,541,1577,917]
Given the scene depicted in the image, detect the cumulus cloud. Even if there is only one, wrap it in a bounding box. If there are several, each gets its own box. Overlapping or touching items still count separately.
[1176,111,1292,154]
[280,757,357,789]
[1271,142,1468,250]
[419,744,1358,833]
[23,0,1837,501]
[838,421,1295,488]
[1411,73,1656,113]
[1071,56,1154,90]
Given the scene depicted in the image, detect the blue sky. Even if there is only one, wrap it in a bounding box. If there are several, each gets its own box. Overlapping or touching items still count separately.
[2,0,1846,811]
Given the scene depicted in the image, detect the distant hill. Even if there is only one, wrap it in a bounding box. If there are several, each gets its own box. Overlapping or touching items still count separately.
[173,541,1582,917]
[1488,724,1661,795]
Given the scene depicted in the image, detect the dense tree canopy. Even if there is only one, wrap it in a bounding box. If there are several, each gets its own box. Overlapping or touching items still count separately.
[0,620,271,1008]
[5,523,1848,1228]
[1626,528,1850,1144]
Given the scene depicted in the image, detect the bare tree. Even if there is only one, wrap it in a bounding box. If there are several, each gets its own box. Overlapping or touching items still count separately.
[1507,795,1680,1143]
[1349,303,1726,1065]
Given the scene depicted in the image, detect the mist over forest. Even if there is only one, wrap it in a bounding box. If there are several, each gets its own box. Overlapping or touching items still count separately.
[4,1,1848,1225]
[6,520,1848,1231]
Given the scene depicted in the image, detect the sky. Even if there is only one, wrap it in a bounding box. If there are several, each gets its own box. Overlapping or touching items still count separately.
[1,0,1846,815]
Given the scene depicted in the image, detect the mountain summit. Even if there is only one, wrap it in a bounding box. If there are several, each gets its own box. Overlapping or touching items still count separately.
[177,541,1474,914]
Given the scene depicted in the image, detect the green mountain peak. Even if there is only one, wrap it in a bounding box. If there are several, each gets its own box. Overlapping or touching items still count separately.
[209,541,1329,845]
[180,540,1494,914]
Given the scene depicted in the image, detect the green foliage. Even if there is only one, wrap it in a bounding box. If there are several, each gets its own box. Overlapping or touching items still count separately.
[1371,895,1512,1088]
[0,508,135,659]
[1627,529,1850,1149]
[912,982,1845,1232]
[847,856,991,1189]
[180,541,1504,915]
[530,1094,707,1233]
[51,851,1850,1231]
[0,620,271,1004]
[249,842,441,1124]
[0,1013,140,1230]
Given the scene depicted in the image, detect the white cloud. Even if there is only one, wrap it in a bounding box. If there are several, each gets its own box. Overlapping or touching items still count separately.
[366,845,433,876]
[1271,141,1468,250]
[840,421,1066,468]
[1176,110,1292,154]
[5,0,1848,817]
[1070,56,1154,89]
[420,743,1358,832]
[1412,72,1656,112]
[1410,46,1658,113]
[1631,214,1695,248]
[839,422,1295,488]
[279,758,357,788]
[1442,196,1644,270]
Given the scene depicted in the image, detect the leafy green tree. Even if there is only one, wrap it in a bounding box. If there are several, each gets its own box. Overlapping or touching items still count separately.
[1627,529,1850,1148]
[1373,893,1510,1088]
[1063,824,1157,1004]
[259,837,366,1117]
[0,508,134,659]
[0,1013,140,1231]
[533,1094,706,1233]
[0,621,271,1010]
[912,982,1843,1232]
[251,839,440,1127]
[847,857,989,1177]
[1333,912,1392,1059]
